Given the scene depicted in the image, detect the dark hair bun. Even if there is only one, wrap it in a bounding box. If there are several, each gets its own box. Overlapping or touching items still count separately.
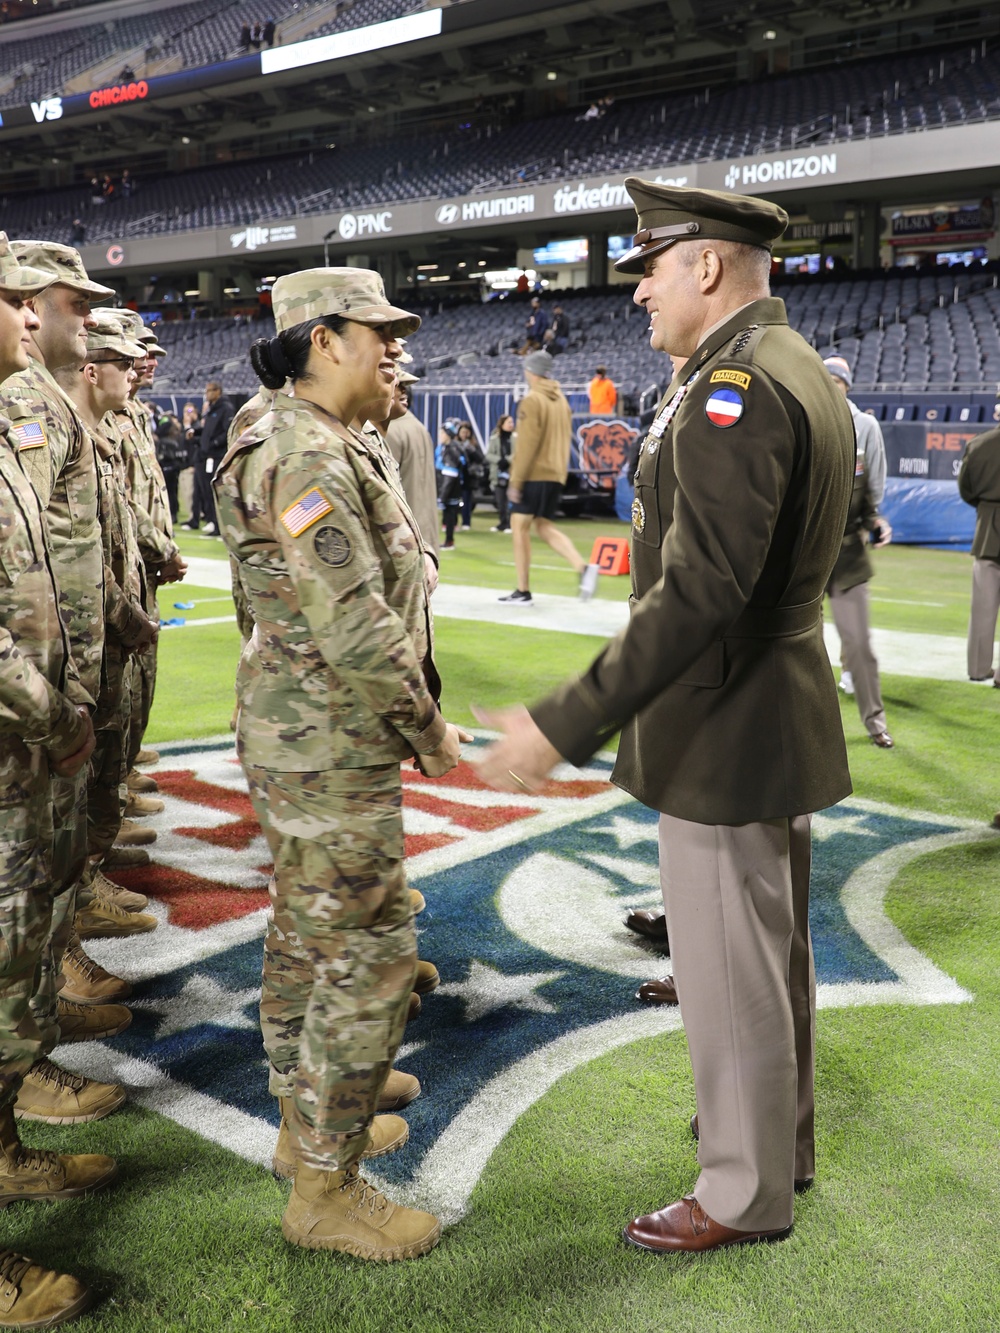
[249,336,291,391]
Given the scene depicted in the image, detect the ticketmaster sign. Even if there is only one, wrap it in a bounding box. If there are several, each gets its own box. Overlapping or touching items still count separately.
[80,121,1000,276]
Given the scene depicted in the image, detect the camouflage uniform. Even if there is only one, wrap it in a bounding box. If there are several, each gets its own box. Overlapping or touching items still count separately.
[226,387,277,645]
[0,360,100,1052]
[0,423,89,1107]
[215,376,444,1172]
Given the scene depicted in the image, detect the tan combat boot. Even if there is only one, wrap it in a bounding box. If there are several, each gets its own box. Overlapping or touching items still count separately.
[281,1164,440,1259]
[0,1249,93,1328]
[56,999,131,1044]
[91,870,148,913]
[115,819,157,847]
[75,895,157,940]
[59,943,132,1004]
[272,1101,409,1180]
[126,770,159,794]
[407,992,421,1022]
[409,888,425,915]
[123,792,163,817]
[413,959,440,995]
[135,747,160,766]
[376,1068,420,1112]
[14,1060,125,1125]
[0,1104,118,1208]
[103,846,150,871]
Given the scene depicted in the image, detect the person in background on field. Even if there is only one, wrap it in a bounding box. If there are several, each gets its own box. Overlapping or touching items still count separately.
[456,420,486,531]
[437,418,463,550]
[487,412,514,532]
[957,419,1000,684]
[499,350,598,604]
[589,365,617,415]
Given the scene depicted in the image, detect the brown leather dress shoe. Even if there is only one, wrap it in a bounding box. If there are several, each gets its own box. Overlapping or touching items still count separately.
[689,1114,813,1191]
[870,731,894,748]
[623,1195,791,1253]
[624,909,669,947]
[635,975,678,1005]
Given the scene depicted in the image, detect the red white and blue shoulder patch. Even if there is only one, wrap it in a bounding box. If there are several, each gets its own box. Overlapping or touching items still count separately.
[280,487,332,536]
[704,386,745,428]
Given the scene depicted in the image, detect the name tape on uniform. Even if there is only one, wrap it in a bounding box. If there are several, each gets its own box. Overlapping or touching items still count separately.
[280,487,333,536]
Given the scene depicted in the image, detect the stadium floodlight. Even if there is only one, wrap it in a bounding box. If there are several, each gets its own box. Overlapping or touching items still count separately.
[763,29,777,39]
[260,10,443,77]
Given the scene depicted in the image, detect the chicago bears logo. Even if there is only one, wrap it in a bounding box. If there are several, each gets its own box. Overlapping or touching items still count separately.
[575,418,638,491]
[63,737,983,1224]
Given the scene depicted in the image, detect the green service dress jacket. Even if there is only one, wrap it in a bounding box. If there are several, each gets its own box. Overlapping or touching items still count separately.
[532,297,855,825]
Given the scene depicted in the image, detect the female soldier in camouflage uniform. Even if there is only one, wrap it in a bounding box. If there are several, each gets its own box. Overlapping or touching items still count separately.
[215,269,463,1262]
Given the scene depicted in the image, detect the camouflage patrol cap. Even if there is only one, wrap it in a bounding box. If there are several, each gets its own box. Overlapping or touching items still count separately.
[271,267,420,336]
[614,179,789,273]
[10,240,115,298]
[93,305,167,357]
[0,231,52,294]
[85,311,145,359]
[397,369,420,386]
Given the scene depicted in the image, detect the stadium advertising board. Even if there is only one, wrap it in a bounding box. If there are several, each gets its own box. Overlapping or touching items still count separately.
[79,121,1000,276]
[883,422,992,480]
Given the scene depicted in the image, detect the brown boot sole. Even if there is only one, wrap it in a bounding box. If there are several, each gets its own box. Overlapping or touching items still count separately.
[57,1012,132,1044]
[413,967,440,996]
[0,1160,119,1208]
[280,1216,441,1260]
[3,1286,95,1329]
[14,1092,127,1125]
[59,983,133,1004]
[75,917,157,940]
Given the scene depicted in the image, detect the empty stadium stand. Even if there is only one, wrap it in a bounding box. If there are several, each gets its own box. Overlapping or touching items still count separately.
[143,269,1000,399]
[2,38,998,250]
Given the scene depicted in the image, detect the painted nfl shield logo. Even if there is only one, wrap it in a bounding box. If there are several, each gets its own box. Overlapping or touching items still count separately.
[704,386,745,428]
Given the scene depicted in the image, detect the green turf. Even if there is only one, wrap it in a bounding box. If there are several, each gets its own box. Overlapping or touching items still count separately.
[19,834,1000,1333]
[121,545,998,1333]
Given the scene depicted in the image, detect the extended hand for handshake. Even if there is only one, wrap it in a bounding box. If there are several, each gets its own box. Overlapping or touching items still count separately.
[415,722,474,777]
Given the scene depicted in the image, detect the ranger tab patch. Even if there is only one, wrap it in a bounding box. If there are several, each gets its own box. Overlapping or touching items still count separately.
[280,487,333,536]
[710,369,752,391]
[10,417,47,450]
[704,387,745,428]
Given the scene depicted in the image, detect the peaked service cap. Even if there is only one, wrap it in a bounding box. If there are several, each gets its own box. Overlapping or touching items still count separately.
[10,240,115,298]
[86,311,145,359]
[0,231,53,294]
[614,178,789,274]
[271,267,420,336]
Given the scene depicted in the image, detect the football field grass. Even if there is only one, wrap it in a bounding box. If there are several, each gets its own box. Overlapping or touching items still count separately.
[25,532,995,1333]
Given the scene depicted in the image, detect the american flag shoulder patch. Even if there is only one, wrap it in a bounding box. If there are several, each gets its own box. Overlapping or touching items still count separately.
[10,417,47,451]
[280,487,333,537]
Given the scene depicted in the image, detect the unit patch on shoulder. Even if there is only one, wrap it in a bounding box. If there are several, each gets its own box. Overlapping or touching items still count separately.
[280,487,333,537]
[704,387,745,428]
[313,525,352,568]
[709,369,751,392]
[10,417,47,451]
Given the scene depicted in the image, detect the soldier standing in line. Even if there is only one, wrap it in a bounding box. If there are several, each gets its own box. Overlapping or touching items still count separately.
[0,242,138,1131]
[476,182,854,1253]
[100,312,187,804]
[51,314,161,967]
[384,373,441,569]
[215,268,468,1261]
[0,235,113,1330]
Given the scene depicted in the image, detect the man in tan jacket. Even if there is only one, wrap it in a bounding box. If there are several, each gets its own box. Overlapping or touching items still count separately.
[500,350,598,604]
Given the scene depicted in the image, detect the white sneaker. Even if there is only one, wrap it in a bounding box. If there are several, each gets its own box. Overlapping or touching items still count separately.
[203,522,218,536]
[579,563,600,602]
[838,671,854,695]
